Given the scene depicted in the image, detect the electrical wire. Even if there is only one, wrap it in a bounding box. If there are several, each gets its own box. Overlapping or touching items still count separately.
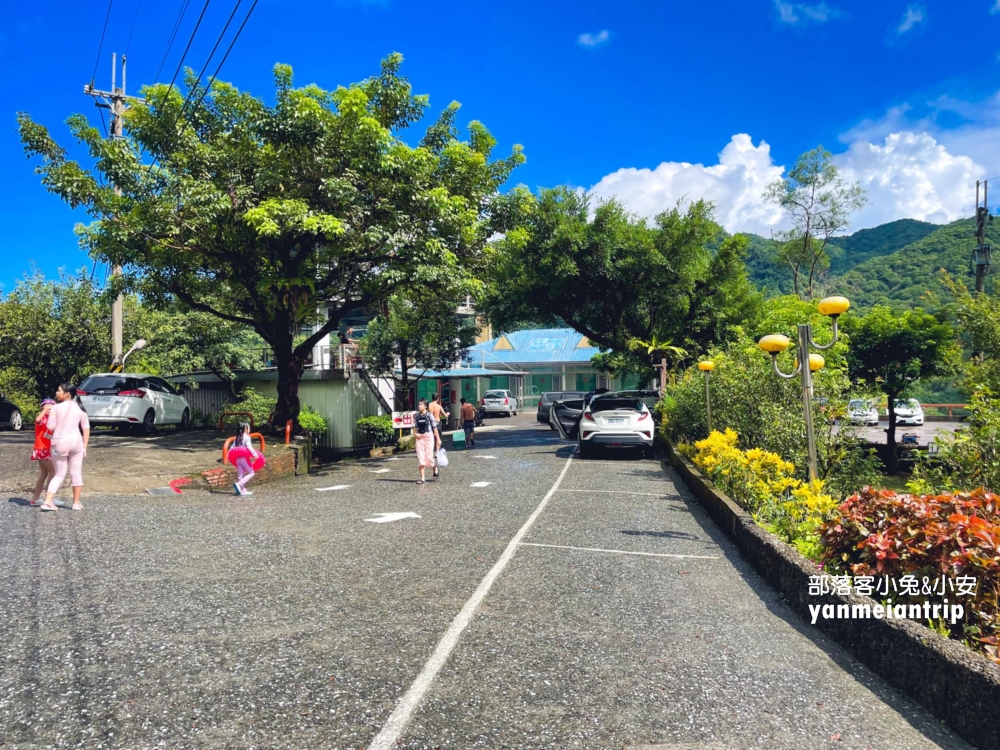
[90,0,114,86]
[186,0,258,119]
[124,0,143,57]
[163,0,212,99]
[154,0,191,83]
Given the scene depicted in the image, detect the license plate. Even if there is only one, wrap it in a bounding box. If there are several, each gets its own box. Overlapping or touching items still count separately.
[90,396,112,402]
[607,417,626,425]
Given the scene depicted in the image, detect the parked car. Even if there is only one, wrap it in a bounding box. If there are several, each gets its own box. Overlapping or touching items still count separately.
[78,373,192,434]
[481,389,518,417]
[847,399,880,426]
[537,391,586,427]
[893,398,924,426]
[552,392,655,459]
[0,393,23,431]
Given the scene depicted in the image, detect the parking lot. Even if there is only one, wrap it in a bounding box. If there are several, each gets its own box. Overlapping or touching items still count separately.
[0,428,226,496]
[0,418,967,749]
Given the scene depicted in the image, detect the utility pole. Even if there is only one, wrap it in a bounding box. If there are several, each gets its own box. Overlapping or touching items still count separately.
[84,53,144,369]
[973,179,993,294]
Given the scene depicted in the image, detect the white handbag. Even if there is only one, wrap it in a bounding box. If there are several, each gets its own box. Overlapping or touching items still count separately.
[436,447,449,467]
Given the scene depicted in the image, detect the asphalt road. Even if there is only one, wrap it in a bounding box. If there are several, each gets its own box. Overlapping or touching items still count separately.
[0,419,969,749]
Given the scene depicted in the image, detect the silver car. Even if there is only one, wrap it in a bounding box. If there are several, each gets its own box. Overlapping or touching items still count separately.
[847,399,880,426]
[481,389,518,417]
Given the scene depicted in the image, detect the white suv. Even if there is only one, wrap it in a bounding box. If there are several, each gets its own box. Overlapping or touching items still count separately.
[79,373,191,434]
[481,389,518,417]
[553,392,655,459]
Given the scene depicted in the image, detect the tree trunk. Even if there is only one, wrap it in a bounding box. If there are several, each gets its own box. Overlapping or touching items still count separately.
[885,395,898,474]
[272,335,304,432]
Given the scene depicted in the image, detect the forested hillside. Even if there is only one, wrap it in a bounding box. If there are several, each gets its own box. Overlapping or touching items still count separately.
[741,216,992,310]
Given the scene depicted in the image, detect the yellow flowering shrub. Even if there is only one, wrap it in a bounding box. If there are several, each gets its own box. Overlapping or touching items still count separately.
[691,429,836,558]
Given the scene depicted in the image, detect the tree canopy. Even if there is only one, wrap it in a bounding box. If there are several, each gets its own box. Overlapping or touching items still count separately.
[18,53,523,428]
[482,188,761,371]
[844,305,957,470]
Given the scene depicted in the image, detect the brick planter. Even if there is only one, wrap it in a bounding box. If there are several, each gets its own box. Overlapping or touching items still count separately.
[201,448,297,492]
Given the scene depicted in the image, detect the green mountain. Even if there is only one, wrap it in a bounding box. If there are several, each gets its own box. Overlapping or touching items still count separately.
[740,217,991,310]
[827,218,938,274]
[837,217,998,311]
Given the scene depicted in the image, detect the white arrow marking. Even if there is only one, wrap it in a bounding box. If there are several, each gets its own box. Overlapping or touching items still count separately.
[370,468,392,473]
[385,457,401,461]
[473,455,497,459]
[470,482,492,488]
[365,512,421,524]
[316,485,351,492]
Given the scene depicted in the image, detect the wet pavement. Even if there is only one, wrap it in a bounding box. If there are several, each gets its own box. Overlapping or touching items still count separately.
[0,418,971,749]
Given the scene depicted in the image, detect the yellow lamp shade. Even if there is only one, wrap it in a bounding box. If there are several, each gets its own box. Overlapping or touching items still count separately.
[818,296,850,317]
[807,353,825,372]
[698,361,715,372]
[758,334,790,353]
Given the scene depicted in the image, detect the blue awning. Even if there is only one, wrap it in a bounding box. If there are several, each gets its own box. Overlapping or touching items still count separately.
[393,367,526,378]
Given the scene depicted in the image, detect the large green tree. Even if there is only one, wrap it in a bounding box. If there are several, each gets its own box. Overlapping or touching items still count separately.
[483,188,760,368]
[0,270,107,399]
[359,290,478,409]
[764,147,866,299]
[844,306,957,472]
[18,54,523,429]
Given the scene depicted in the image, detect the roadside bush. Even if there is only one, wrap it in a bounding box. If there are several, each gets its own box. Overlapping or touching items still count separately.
[820,487,1000,656]
[910,390,1000,494]
[222,386,276,431]
[357,415,395,447]
[692,429,837,558]
[298,405,328,438]
[661,332,878,498]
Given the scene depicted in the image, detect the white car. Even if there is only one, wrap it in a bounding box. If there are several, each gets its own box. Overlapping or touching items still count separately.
[78,373,191,434]
[554,392,655,459]
[847,399,880,426]
[894,398,924,426]
[481,389,518,417]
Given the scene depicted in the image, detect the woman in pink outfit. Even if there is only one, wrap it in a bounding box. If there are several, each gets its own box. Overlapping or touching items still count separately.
[413,399,440,484]
[227,422,265,496]
[38,383,90,512]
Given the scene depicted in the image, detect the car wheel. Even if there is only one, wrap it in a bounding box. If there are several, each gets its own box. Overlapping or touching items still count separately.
[512,410,517,416]
[179,408,191,431]
[643,446,654,460]
[9,410,22,431]
[140,409,156,436]
[579,441,594,459]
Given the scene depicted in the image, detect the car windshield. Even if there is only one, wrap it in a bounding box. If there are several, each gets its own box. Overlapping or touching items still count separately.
[894,399,919,409]
[849,400,871,410]
[590,397,643,413]
[80,376,140,393]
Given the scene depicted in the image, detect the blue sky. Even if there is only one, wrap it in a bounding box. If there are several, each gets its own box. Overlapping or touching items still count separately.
[4,0,1000,290]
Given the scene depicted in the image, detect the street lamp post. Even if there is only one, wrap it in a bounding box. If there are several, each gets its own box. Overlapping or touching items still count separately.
[757,296,850,483]
[698,361,715,433]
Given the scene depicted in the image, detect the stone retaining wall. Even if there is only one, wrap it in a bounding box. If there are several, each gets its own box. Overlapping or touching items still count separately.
[662,439,1000,750]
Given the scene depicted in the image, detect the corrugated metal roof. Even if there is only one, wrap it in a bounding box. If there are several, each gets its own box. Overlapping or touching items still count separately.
[467,328,599,364]
[394,367,526,378]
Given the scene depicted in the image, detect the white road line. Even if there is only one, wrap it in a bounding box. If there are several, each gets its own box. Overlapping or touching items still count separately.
[370,469,392,473]
[556,489,670,497]
[367,456,574,750]
[316,485,351,492]
[520,543,718,560]
[470,481,492,488]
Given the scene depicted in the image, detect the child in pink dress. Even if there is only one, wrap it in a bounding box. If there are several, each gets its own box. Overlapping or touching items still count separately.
[227,422,265,496]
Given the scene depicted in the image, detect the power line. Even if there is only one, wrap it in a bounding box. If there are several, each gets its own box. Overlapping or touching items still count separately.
[124,0,143,57]
[164,0,212,98]
[90,0,115,86]
[154,0,191,83]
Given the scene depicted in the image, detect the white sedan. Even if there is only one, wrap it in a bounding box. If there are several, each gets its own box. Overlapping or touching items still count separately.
[78,373,191,434]
[893,398,925,426]
[847,399,880,426]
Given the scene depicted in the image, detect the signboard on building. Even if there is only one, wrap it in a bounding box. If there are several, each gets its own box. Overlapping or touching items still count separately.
[392,411,416,429]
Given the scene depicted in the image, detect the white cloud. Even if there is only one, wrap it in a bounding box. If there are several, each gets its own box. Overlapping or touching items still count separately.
[577,30,610,48]
[896,5,925,35]
[774,0,841,26]
[992,0,1000,16]
[586,130,983,235]
[587,135,787,235]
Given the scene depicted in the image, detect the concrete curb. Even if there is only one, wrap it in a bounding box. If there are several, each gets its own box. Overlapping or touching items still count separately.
[661,439,1000,750]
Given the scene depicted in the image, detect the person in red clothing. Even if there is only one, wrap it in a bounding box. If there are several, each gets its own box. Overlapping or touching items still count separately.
[29,398,56,506]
